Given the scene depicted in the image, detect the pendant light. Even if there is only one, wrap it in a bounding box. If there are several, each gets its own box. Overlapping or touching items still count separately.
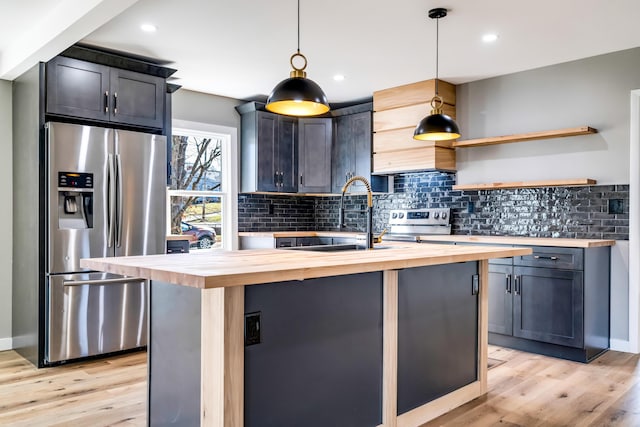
[413,8,461,141]
[266,0,330,117]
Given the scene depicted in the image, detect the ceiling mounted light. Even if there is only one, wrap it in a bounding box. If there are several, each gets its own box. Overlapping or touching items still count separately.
[482,33,499,43]
[414,8,461,141]
[140,23,157,33]
[266,0,330,117]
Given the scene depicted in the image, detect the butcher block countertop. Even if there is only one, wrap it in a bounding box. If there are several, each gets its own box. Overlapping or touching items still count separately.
[80,242,531,290]
[417,235,616,248]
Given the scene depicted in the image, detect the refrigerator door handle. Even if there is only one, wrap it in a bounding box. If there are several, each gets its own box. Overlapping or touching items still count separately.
[116,153,124,248]
[108,154,116,248]
[63,277,145,287]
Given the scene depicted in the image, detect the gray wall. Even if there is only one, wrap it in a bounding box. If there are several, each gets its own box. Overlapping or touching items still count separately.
[456,47,640,185]
[456,48,639,346]
[0,79,12,350]
[172,89,242,128]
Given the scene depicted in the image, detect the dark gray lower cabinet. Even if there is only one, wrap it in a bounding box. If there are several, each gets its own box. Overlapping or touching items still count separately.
[488,245,610,362]
[397,262,478,415]
[514,266,583,347]
[488,264,513,336]
[244,272,383,427]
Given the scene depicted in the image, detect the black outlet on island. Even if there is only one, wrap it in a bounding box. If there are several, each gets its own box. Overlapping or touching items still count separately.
[245,312,261,346]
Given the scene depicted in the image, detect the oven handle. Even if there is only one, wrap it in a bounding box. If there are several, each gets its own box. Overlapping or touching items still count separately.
[63,277,145,287]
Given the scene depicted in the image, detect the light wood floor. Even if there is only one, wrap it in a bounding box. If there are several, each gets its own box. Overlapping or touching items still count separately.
[0,350,147,426]
[0,345,638,426]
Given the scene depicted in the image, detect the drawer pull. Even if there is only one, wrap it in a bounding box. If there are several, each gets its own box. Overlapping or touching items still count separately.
[533,255,559,261]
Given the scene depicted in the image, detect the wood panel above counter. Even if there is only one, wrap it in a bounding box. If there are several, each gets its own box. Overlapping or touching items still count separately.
[372,79,457,174]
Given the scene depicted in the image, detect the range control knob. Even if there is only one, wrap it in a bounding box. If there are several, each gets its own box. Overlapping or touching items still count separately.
[441,212,447,220]
[398,212,405,219]
[391,212,398,219]
[433,212,440,219]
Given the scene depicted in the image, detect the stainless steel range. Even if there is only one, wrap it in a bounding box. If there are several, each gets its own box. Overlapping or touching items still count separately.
[382,208,452,242]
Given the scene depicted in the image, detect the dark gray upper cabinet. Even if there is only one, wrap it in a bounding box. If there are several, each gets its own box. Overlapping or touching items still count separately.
[238,101,387,194]
[298,118,332,193]
[332,111,372,193]
[46,56,165,129]
[238,103,298,193]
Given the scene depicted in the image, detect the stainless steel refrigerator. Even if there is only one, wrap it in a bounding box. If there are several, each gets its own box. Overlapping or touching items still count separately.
[45,121,166,363]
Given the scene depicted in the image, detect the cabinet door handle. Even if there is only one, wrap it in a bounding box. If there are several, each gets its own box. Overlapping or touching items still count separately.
[113,92,118,114]
[505,274,512,294]
[514,276,521,295]
[104,91,109,113]
[300,174,304,186]
[533,255,559,260]
[280,171,284,187]
[274,171,278,186]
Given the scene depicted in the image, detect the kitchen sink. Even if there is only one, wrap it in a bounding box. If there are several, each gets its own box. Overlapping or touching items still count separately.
[283,244,393,252]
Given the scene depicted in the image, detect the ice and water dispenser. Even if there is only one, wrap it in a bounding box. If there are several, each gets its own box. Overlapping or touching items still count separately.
[57,172,93,229]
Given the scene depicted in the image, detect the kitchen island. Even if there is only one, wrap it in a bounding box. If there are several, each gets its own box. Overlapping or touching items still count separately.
[81,243,531,427]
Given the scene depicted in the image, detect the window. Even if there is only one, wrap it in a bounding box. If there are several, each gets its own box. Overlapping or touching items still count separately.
[168,120,238,251]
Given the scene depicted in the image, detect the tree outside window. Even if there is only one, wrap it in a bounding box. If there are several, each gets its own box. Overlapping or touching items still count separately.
[169,133,224,250]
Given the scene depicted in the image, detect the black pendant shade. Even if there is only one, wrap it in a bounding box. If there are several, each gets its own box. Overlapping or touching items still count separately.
[266,75,329,116]
[413,112,461,141]
[265,0,330,117]
[413,7,461,141]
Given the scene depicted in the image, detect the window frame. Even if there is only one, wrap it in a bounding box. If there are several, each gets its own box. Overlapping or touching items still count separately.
[169,119,239,250]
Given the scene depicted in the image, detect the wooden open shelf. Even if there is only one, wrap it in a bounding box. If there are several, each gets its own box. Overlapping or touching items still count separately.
[453,178,597,191]
[452,126,597,148]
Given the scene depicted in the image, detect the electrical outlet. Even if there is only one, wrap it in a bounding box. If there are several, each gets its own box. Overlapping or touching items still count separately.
[245,312,261,346]
[608,199,624,214]
[467,201,475,214]
[268,203,274,215]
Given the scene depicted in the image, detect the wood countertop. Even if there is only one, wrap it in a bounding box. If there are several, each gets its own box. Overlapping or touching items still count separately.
[239,231,615,248]
[417,235,616,248]
[80,242,531,290]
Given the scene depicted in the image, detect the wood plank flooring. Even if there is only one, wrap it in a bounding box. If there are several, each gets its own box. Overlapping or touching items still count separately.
[423,346,640,427]
[0,350,147,426]
[0,345,638,426]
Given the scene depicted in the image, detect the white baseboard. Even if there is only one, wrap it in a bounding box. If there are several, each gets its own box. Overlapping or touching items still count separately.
[610,338,637,354]
[0,337,13,351]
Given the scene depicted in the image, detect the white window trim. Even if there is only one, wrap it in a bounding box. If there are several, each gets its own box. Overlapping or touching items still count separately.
[170,119,239,251]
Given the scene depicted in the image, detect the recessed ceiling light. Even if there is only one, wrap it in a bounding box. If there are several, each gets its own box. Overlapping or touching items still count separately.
[140,23,157,33]
[333,74,345,82]
[482,33,498,43]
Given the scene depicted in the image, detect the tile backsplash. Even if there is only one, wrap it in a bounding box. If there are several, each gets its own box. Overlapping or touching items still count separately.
[239,171,629,240]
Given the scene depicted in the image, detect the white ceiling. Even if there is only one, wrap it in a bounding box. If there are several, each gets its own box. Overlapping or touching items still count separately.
[3,0,640,103]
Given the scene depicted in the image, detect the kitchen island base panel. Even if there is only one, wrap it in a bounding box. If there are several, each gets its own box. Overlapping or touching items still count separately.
[397,262,479,415]
[146,262,490,427]
[148,280,202,427]
[244,272,383,427]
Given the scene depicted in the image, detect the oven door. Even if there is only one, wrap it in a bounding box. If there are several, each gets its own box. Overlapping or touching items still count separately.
[46,272,147,363]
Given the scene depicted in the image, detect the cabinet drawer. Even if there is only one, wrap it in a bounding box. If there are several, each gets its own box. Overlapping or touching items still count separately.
[514,246,583,270]
[275,237,296,248]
